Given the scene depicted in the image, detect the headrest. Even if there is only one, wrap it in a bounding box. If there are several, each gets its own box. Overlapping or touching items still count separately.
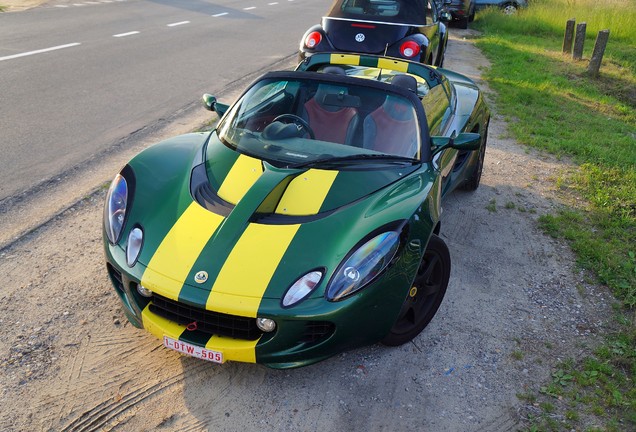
[321,66,347,75]
[391,74,417,93]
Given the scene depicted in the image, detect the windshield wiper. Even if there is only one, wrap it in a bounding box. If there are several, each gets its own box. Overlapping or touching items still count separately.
[288,154,419,169]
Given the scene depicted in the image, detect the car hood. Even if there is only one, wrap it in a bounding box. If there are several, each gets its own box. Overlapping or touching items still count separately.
[323,18,410,53]
[129,133,431,317]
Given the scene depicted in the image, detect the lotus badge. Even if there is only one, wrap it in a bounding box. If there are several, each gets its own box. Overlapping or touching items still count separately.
[194,271,208,284]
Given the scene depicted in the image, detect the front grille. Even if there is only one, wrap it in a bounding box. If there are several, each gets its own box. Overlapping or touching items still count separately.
[301,321,335,343]
[150,294,262,340]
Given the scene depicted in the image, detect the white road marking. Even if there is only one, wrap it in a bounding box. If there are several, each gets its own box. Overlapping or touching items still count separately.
[243,6,256,10]
[167,21,190,27]
[268,2,279,4]
[113,31,140,38]
[0,43,81,62]
[54,4,69,7]
[212,12,228,17]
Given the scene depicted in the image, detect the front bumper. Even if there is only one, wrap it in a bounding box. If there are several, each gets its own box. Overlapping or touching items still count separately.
[104,238,421,369]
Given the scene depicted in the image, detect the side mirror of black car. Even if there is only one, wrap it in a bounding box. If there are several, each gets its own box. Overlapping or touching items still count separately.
[430,132,481,156]
[202,94,229,117]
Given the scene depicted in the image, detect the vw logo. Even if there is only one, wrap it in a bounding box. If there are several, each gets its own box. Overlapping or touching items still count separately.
[194,271,208,284]
[355,33,365,42]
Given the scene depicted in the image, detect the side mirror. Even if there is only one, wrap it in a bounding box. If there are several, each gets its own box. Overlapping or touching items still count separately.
[440,11,452,22]
[202,94,217,111]
[202,94,229,118]
[431,132,481,156]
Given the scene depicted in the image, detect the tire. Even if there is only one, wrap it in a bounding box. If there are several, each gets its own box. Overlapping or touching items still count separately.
[382,234,451,346]
[468,2,476,22]
[460,122,488,191]
[437,52,445,68]
[501,2,518,14]
[436,43,446,67]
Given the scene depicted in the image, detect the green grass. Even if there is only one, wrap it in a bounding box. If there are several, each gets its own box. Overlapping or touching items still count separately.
[473,0,635,429]
[474,0,636,306]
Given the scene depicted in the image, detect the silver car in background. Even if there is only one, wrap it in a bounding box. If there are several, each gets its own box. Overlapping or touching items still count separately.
[475,0,527,14]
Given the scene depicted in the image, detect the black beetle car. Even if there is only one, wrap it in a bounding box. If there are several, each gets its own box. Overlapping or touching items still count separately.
[299,0,448,66]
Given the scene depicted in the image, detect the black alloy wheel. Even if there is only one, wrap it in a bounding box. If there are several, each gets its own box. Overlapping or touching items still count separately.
[382,234,451,346]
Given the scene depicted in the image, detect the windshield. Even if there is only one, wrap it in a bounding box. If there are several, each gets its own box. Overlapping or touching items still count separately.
[217,75,421,167]
[326,0,430,25]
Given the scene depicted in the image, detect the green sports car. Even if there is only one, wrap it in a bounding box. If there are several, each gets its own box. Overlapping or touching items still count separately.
[103,53,490,369]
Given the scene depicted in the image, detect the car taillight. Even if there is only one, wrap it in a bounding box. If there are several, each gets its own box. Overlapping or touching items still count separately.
[304,31,322,49]
[400,41,420,58]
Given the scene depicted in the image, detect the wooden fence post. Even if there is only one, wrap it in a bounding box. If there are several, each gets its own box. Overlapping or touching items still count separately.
[572,22,587,60]
[563,19,575,53]
[587,29,610,77]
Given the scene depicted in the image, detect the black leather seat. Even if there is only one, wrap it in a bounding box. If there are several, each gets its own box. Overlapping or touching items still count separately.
[362,74,419,157]
[301,66,360,145]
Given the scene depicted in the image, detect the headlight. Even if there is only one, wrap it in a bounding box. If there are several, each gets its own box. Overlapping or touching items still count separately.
[126,226,143,267]
[326,231,400,301]
[104,173,128,244]
[282,270,323,308]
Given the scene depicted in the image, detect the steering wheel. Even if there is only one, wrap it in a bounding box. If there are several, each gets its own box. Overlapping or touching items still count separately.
[273,114,315,139]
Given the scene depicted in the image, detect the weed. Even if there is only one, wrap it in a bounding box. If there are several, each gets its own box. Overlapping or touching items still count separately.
[512,350,524,360]
[486,198,497,212]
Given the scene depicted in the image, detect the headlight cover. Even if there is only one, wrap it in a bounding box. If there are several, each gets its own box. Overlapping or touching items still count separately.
[282,270,323,308]
[126,226,143,267]
[104,173,128,244]
[326,231,400,301]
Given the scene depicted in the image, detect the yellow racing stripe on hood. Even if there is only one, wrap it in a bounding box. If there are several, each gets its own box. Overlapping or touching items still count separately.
[141,202,224,301]
[207,223,301,317]
[217,154,263,204]
[275,169,338,215]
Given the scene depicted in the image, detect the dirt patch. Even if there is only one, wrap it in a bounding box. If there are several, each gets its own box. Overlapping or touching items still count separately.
[0,32,616,431]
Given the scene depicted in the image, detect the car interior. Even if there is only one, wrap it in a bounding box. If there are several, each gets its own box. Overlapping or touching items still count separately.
[223,69,423,159]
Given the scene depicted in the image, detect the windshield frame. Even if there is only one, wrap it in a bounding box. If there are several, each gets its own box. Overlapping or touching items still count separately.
[215,70,432,165]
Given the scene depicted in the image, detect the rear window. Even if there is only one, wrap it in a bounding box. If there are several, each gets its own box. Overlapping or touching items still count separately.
[327,0,429,25]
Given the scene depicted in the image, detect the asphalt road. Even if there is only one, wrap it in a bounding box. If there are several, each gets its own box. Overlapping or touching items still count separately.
[0,0,330,202]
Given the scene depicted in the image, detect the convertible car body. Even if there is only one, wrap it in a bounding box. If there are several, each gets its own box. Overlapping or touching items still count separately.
[299,0,448,66]
[103,54,489,369]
